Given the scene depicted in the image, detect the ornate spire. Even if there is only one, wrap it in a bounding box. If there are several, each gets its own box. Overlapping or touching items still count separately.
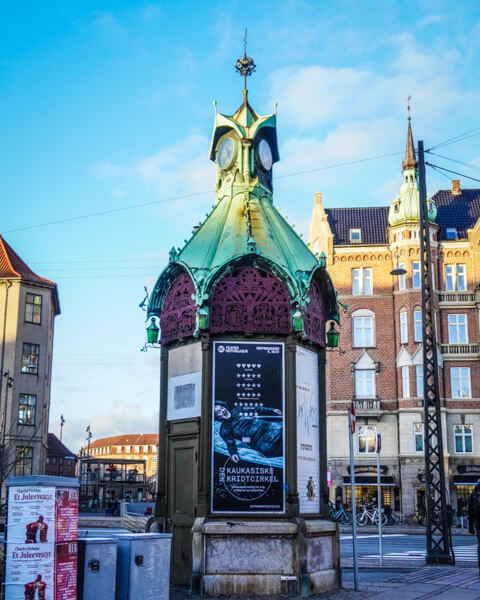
[235,29,256,103]
[402,96,417,170]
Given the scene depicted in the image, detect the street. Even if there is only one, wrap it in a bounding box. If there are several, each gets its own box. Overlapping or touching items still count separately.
[341,533,478,566]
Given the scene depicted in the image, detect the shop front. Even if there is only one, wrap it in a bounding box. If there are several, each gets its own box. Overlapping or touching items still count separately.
[341,465,398,511]
[453,465,480,513]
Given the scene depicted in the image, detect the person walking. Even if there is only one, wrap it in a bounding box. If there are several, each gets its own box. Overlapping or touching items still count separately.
[468,478,480,574]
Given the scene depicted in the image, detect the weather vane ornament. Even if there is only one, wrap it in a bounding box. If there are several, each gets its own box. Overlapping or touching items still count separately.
[406,95,412,120]
[235,28,256,99]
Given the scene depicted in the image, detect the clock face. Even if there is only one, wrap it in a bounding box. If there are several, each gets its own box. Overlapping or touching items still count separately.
[217,137,236,169]
[258,139,273,171]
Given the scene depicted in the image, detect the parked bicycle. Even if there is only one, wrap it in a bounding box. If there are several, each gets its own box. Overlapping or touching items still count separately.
[356,503,388,526]
[405,512,425,526]
[328,500,353,525]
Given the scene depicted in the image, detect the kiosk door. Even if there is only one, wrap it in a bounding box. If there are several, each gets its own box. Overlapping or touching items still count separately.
[168,436,198,586]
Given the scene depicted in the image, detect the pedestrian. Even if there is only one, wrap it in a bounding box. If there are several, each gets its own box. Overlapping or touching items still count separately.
[468,478,480,574]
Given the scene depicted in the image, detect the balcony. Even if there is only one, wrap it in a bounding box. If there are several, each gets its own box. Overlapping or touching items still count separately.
[440,343,480,358]
[438,291,476,305]
[355,399,381,415]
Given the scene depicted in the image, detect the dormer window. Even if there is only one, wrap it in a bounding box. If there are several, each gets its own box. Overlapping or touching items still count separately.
[446,228,457,240]
[350,229,361,243]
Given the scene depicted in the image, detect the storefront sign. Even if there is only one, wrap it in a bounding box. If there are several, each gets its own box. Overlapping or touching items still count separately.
[457,465,480,474]
[296,346,320,514]
[211,341,285,513]
[347,465,388,475]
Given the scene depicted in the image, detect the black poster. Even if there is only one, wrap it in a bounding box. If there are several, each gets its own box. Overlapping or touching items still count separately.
[211,341,285,513]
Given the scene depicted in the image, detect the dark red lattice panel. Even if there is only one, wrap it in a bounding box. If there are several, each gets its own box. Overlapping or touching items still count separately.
[304,278,326,347]
[160,273,196,344]
[210,267,290,334]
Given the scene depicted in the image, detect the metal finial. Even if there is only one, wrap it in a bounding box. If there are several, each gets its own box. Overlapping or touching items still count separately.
[406,95,412,120]
[235,28,256,100]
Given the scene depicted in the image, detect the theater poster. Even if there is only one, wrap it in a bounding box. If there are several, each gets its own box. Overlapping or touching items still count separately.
[211,341,285,513]
[296,346,320,514]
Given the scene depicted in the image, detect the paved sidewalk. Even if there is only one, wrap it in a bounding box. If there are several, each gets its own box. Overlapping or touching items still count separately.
[171,566,480,599]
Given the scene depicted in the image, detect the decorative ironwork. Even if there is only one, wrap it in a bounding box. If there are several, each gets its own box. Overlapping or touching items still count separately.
[160,273,196,344]
[210,266,290,334]
[235,29,256,95]
[304,277,326,347]
[418,140,454,564]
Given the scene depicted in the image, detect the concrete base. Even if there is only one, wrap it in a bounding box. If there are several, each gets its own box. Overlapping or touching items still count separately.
[191,517,340,597]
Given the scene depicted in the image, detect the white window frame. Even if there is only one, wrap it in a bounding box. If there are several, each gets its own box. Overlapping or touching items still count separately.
[445,264,466,291]
[448,314,468,344]
[412,261,421,289]
[350,229,361,242]
[400,310,408,344]
[454,424,473,453]
[402,366,410,398]
[355,369,376,399]
[414,309,422,342]
[416,365,424,397]
[398,262,406,291]
[352,310,375,348]
[456,264,466,291]
[357,425,377,454]
[446,228,457,240]
[451,367,471,399]
[352,268,372,295]
[413,423,424,452]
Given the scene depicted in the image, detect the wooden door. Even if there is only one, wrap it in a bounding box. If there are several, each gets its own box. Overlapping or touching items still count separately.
[168,436,198,587]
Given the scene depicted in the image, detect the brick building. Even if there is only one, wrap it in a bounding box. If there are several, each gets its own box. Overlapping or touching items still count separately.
[309,119,480,515]
[45,433,76,477]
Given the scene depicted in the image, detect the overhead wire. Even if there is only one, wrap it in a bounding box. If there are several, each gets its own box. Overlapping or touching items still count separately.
[425,162,480,184]
[425,151,480,173]
[426,126,480,152]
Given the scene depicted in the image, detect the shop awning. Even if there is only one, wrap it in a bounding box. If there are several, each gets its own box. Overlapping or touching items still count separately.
[453,475,480,486]
[343,476,395,486]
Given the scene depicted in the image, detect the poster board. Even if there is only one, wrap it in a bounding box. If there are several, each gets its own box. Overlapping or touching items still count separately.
[211,341,285,513]
[296,346,320,514]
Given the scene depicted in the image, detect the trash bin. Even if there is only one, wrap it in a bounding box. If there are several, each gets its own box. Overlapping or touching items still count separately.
[114,533,172,600]
[77,537,117,600]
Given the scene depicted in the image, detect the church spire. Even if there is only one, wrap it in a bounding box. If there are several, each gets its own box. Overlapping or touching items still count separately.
[402,96,417,170]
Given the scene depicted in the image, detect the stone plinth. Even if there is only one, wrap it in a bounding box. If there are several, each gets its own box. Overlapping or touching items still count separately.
[191,518,340,596]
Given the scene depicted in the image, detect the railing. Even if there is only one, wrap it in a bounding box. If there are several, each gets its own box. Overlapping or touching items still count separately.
[438,291,476,304]
[355,399,381,413]
[440,343,480,356]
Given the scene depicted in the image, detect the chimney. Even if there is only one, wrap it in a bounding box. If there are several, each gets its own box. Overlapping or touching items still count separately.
[451,180,461,196]
[314,192,322,205]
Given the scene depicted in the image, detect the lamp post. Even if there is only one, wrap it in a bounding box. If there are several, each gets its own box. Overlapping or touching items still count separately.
[0,371,13,509]
[60,414,65,442]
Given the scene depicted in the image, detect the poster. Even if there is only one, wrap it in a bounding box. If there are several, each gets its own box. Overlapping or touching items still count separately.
[4,544,54,600]
[55,543,77,600]
[296,346,320,514]
[55,489,79,542]
[211,341,285,513]
[7,487,55,545]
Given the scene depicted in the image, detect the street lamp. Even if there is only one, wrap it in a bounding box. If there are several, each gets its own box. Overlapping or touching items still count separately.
[326,322,339,348]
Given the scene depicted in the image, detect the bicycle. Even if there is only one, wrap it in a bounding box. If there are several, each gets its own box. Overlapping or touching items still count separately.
[406,512,425,526]
[356,504,388,526]
[328,500,353,525]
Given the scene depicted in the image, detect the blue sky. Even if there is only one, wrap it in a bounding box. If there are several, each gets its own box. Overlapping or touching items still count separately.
[2,1,480,451]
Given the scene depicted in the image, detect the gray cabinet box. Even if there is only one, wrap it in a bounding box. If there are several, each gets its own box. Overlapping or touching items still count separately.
[78,537,117,600]
[114,533,172,600]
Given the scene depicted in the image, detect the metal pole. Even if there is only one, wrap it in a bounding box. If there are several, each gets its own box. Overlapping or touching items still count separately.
[376,434,383,566]
[418,141,454,564]
[348,407,358,590]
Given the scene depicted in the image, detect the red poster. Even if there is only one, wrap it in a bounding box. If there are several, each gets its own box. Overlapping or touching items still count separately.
[55,489,78,543]
[54,543,77,600]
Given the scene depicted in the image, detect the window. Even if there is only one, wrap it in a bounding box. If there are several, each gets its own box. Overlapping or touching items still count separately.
[152,456,157,463]
[445,264,466,291]
[15,447,33,475]
[352,268,372,295]
[454,425,473,453]
[21,343,40,374]
[352,314,374,347]
[125,446,131,453]
[18,394,36,425]
[350,229,361,242]
[414,423,424,452]
[358,425,376,453]
[25,293,42,324]
[400,310,408,344]
[412,261,421,289]
[134,445,140,453]
[446,228,457,240]
[416,365,424,397]
[402,366,410,398]
[448,314,468,344]
[451,367,471,398]
[398,263,406,290]
[355,369,375,398]
[414,309,422,342]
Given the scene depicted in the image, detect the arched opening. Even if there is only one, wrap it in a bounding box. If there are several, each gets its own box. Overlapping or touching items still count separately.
[160,272,196,344]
